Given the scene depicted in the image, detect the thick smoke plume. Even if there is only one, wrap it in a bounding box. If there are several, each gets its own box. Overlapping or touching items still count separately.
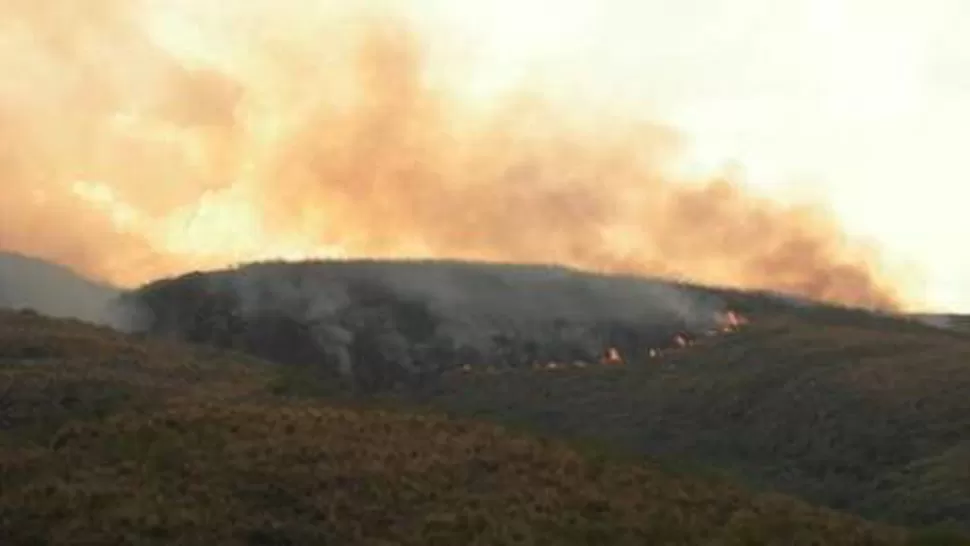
[0,0,912,311]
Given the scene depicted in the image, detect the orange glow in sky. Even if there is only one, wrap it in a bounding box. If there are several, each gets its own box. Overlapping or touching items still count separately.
[2,0,967,311]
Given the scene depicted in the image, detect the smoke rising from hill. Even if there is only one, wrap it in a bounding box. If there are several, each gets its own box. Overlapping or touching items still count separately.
[0,0,912,311]
[131,259,733,390]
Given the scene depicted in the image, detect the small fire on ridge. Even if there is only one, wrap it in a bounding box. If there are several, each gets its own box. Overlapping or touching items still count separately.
[505,309,750,374]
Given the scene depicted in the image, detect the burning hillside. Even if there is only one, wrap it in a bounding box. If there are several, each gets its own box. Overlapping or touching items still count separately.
[125,259,746,391]
[517,310,752,373]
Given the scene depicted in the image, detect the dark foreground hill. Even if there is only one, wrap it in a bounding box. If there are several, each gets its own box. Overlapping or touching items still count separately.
[397,308,970,532]
[0,309,943,545]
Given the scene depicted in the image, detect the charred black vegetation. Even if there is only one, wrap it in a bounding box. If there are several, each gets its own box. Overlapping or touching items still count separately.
[125,259,727,393]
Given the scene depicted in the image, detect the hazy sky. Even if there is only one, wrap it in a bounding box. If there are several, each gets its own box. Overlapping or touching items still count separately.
[406,0,970,311]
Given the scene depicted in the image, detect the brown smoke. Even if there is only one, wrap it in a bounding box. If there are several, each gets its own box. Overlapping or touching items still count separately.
[0,1,913,310]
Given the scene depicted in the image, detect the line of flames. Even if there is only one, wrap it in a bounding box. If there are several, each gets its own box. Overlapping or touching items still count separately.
[457,309,749,374]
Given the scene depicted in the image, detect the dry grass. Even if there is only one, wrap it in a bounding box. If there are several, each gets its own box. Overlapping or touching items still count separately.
[0,309,274,442]
[0,312,964,546]
[0,309,952,544]
[1,403,912,545]
[398,310,970,534]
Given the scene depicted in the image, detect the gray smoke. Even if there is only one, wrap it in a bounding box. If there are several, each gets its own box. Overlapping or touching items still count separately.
[911,313,959,331]
[0,250,137,329]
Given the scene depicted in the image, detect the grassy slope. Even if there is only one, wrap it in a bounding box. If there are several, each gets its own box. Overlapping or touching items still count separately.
[400,307,970,532]
[0,310,273,443]
[0,310,929,545]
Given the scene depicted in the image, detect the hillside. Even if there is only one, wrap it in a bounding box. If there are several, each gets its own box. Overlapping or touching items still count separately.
[0,309,935,545]
[125,260,957,391]
[116,259,970,535]
[0,309,275,442]
[0,251,124,327]
[397,308,970,531]
[124,259,732,392]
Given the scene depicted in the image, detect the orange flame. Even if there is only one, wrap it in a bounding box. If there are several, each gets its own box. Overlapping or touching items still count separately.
[602,347,624,365]
[718,310,749,332]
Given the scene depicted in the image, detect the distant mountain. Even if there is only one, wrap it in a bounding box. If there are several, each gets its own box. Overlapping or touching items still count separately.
[0,251,124,327]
